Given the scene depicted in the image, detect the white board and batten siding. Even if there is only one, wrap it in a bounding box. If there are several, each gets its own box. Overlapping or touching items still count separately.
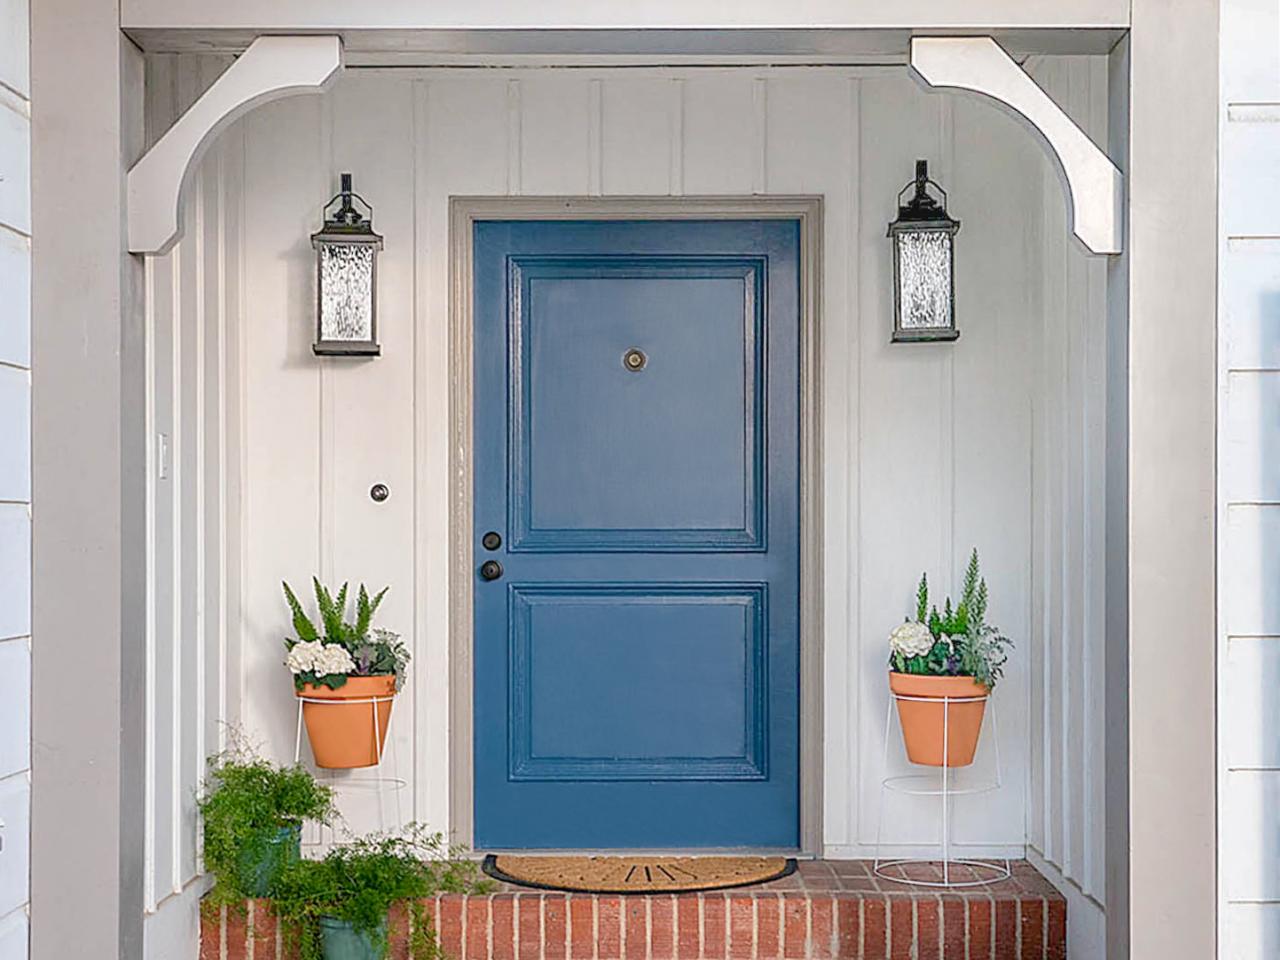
[0,1,30,958]
[143,59,1111,957]
[1220,2,1280,957]
[140,54,243,959]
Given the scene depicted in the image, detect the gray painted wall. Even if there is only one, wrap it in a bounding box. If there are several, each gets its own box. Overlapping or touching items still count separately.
[0,1,30,957]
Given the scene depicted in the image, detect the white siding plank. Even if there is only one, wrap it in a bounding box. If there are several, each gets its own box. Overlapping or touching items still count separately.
[0,775,28,918]
[1225,770,1280,901]
[1226,505,1280,636]
[1224,372,1280,502]
[1225,637,1280,770]
[601,76,675,195]
[1222,243,1280,371]
[0,909,26,960]
[518,73,591,195]
[0,639,28,779]
[1225,904,1280,960]
[682,74,757,195]
[763,71,856,847]
[0,103,27,236]
[0,364,28,501]
[0,0,28,100]
[0,504,27,648]
[239,94,325,766]
[0,228,28,368]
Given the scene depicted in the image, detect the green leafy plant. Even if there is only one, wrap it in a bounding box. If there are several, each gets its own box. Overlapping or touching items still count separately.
[887,549,1013,690]
[283,578,410,692]
[199,745,336,906]
[271,825,493,960]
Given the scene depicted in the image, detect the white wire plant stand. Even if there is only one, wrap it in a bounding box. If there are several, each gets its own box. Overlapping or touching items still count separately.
[872,687,1011,888]
[293,691,408,837]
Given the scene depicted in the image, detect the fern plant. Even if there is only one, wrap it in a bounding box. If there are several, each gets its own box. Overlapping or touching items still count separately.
[888,549,1013,690]
[282,578,409,692]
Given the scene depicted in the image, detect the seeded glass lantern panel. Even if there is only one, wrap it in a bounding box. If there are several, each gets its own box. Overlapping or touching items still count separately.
[887,160,961,343]
[311,173,383,356]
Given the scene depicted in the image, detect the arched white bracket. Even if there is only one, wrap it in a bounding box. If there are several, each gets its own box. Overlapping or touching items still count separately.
[128,36,343,254]
[909,36,1123,255]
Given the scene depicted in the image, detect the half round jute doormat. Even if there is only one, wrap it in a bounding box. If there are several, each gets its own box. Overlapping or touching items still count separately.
[483,854,796,894]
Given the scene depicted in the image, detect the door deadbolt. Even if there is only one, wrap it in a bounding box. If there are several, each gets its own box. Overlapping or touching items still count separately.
[482,531,502,551]
[479,560,503,581]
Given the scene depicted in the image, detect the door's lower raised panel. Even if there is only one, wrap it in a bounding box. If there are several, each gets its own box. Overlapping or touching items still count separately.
[508,583,768,782]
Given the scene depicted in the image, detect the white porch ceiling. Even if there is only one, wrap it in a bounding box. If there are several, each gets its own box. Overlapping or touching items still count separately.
[121,0,1128,60]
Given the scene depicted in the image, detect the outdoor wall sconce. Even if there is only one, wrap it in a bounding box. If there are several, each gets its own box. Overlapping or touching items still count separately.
[312,173,383,356]
[888,160,961,343]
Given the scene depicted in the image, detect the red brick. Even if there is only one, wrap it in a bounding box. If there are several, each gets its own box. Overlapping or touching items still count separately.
[468,897,491,960]
[225,904,249,960]
[251,901,276,959]
[704,896,727,960]
[518,897,542,960]
[386,902,410,960]
[493,897,516,960]
[650,896,674,959]
[728,897,753,960]
[442,896,466,960]
[916,898,939,960]
[757,895,781,960]
[545,896,568,960]
[199,906,223,960]
[994,901,1017,960]
[968,899,992,960]
[1046,899,1066,960]
[569,897,594,960]
[810,897,834,960]
[941,899,965,959]
[625,899,647,960]
[835,898,859,959]
[781,896,806,959]
[676,896,700,958]
[862,899,887,960]
[598,897,622,960]
[1019,900,1043,960]
[888,900,913,960]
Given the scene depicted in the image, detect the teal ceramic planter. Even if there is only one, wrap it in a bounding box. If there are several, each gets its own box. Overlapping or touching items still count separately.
[236,823,301,896]
[319,917,387,960]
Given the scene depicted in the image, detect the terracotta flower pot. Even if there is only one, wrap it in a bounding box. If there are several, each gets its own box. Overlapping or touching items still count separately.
[298,675,396,769]
[889,673,989,767]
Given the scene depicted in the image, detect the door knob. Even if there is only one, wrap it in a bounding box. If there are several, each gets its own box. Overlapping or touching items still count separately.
[479,560,503,581]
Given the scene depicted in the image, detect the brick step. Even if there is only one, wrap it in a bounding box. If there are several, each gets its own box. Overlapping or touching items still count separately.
[202,861,1066,960]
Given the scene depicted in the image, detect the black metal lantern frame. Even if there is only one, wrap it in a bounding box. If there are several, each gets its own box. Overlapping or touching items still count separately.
[887,159,961,343]
[311,173,383,357]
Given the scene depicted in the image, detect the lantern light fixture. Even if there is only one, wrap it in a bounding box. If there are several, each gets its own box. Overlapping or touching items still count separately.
[311,172,383,357]
[887,159,960,343]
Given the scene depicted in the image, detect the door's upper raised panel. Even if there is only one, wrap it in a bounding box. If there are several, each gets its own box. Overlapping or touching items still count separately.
[508,583,768,782]
[509,256,765,552]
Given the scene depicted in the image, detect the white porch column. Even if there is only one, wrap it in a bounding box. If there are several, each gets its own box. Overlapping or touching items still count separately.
[29,1,147,958]
[1122,0,1219,957]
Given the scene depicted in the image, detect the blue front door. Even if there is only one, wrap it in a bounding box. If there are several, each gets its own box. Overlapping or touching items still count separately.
[473,219,800,849]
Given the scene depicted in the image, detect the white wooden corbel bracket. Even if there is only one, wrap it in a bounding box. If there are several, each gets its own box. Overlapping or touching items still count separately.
[128,36,343,254]
[910,36,1123,255]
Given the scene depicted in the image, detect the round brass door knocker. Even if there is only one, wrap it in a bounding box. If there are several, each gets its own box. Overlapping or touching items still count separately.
[623,348,647,372]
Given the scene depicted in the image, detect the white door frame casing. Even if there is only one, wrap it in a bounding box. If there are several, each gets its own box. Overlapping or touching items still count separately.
[447,196,825,855]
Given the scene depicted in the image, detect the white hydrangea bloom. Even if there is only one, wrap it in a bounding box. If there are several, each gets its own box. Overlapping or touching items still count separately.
[285,639,325,674]
[889,621,935,659]
[313,643,356,677]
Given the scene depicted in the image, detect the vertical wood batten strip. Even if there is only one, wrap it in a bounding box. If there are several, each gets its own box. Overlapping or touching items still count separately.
[170,226,184,895]
[752,77,767,195]
[411,75,429,828]
[937,93,956,597]
[318,93,336,589]
[507,79,522,196]
[143,250,158,913]
[588,79,603,197]
[846,74,862,852]
[192,151,209,886]
[668,79,684,196]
